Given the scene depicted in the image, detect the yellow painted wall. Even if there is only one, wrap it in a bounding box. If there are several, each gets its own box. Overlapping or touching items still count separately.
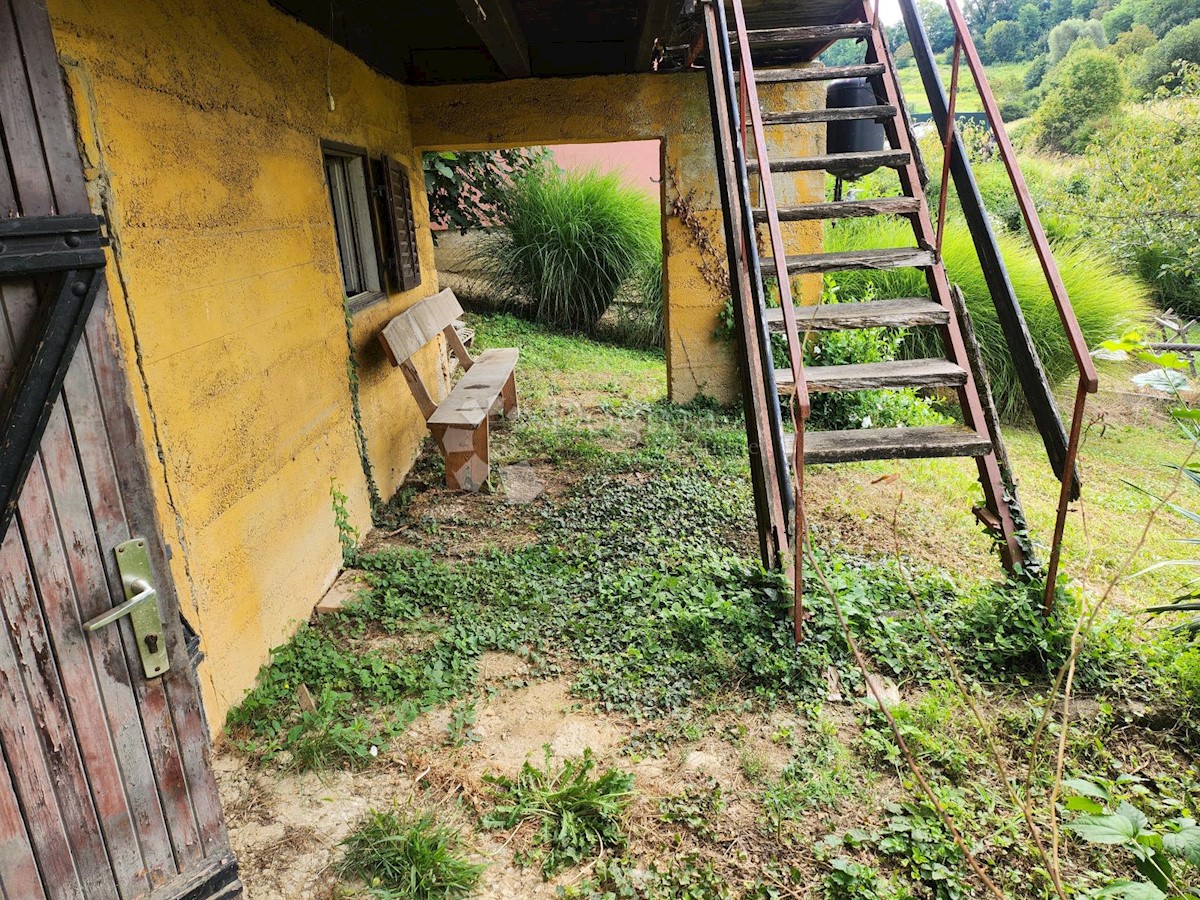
[48,0,444,725]
[407,73,825,405]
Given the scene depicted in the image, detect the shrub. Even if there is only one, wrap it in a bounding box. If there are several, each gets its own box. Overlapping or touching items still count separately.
[1024,53,1051,89]
[1132,20,1200,94]
[339,810,484,899]
[1053,63,1200,313]
[824,217,1151,420]
[985,20,1025,63]
[1033,45,1125,152]
[475,167,661,333]
[1047,17,1107,64]
[1110,22,1157,59]
[481,749,634,875]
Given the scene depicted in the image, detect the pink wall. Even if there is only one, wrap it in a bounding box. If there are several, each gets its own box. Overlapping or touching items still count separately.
[550,140,661,200]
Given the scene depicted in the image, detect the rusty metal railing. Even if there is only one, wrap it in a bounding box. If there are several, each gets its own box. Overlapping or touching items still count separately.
[726,0,813,639]
[935,0,1099,613]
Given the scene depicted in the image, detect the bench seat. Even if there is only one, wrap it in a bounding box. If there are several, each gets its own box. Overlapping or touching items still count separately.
[428,348,520,428]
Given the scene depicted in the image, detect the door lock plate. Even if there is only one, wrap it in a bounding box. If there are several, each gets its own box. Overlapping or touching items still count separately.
[85,538,170,679]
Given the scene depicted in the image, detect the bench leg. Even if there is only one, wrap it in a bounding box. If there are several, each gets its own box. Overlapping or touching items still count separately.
[497,370,519,420]
[431,422,490,492]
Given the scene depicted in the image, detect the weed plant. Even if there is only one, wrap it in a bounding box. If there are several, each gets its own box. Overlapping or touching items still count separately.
[339,810,484,900]
[481,748,634,875]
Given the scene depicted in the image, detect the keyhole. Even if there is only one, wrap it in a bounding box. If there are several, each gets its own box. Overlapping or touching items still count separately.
[144,633,160,654]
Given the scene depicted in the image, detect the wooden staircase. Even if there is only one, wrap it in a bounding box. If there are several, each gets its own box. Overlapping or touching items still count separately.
[699,0,1031,629]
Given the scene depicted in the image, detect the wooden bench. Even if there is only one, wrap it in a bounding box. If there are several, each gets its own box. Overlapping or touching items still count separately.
[379,288,519,491]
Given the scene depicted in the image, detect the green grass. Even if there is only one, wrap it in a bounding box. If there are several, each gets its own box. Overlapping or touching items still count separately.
[339,810,484,899]
[481,748,635,875]
[894,60,1031,115]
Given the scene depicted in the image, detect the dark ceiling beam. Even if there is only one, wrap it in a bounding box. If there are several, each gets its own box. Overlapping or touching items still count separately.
[454,0,531,78]
[634,0,687,70]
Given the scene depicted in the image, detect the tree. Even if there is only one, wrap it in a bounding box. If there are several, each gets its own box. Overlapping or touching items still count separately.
[1018,3,1045,45]
[917,0,957,52]
[422,148,555,235]
[1055,62,1200,311]
[964,0,1019,34]
[985,19,1026,60]
[1110,22,1156,58]
[1133,20,1200,94]
[1047,17,1107,62]
[1033,44,1125,151]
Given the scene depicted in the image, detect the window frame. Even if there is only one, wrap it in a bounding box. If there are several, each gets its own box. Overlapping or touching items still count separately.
[321,140,387,314]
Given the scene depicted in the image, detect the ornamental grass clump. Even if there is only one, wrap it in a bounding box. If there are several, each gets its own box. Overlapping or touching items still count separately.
[826,217,1151,420]
[339,809,484,899]
[477,167,661,334]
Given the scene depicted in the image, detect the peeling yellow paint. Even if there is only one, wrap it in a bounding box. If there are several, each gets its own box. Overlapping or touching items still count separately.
[49,0,443,727]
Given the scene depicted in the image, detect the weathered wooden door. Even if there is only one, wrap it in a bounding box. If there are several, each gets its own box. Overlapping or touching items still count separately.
[0,1,240,898]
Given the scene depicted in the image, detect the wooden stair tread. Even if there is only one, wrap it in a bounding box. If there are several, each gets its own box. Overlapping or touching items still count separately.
[761,247,937,275]
[740,23,873,47]
[753,197,921,222]
[764,298,948,332]
[783,426,992,464]
[763,105,895,125]
[775,358,967,393]
[747,150,909,174]
[742,63,886,83]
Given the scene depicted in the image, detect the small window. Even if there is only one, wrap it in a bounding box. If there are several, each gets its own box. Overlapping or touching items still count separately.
[323,147,382,299]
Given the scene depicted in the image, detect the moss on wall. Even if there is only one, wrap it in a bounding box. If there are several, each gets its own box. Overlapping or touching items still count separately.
[48,0,442,726]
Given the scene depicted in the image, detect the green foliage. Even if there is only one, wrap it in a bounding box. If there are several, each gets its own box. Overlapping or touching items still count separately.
[985,20,1026,63]
[802,304,950,433]
[474,167,661,334]
[481,748,634,875]
[1034,45,1125,152]
[1048,17,1107,64]
[422,148,555,235]
[332,479,360,567]
[1053,64,1200,313]
[659,781,727,841]
[1110,23,1157,59]
[763,721,859,827]
[563,854,736,899]
[824,217,1150,420]
[1102,0,1200,40]
[1024,52,1050,88]
[339,809,484,899]
[1132,20,1200,94]
[1064,779,1200,898]
[820,802,969,900]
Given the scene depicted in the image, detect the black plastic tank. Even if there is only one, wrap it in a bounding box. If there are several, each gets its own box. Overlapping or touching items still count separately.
[825,77,886,180]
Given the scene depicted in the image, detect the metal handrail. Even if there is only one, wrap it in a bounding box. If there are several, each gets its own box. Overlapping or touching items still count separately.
[938,0,1098,611]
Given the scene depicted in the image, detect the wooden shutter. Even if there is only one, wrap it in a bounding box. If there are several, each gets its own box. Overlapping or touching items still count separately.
[381,157,422,292]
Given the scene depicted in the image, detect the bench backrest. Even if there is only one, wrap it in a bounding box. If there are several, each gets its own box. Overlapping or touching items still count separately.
[379,288,463,366]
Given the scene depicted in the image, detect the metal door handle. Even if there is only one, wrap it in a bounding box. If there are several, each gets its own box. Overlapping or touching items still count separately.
[84,538,170,679]
[84,578,154,631]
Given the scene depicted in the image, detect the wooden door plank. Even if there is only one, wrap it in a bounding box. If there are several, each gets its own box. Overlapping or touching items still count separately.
[0,2,53,215]
[7,468,120,900]
[7,0,90,214]
[83,310,224,857]
[0,532,86,900]
[0,749,47,900]
[59,343,179,888]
